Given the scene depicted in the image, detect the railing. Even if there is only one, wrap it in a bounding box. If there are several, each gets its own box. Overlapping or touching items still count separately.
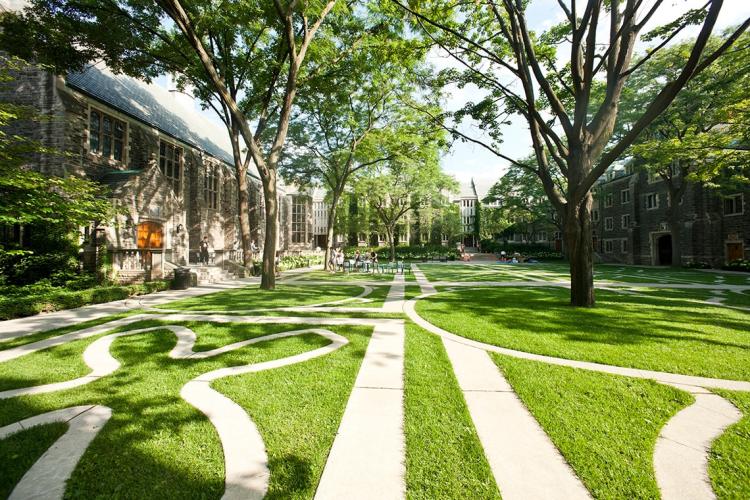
[111,249,163,273]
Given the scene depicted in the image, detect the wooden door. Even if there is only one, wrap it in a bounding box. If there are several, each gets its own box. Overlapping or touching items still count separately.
[726,243,743,262]
[137,221,163,249]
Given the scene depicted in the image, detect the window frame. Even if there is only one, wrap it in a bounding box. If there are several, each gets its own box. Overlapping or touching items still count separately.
[604,217,614,231]
[88,107,126,163]
[604,193,613,208]
[291,196,307,244]
[645,193,659,210]
[724,193,744,216]
[159,140,183,195]
[204,162,220,210]
[621,214,631,229]
[621,188,631,204]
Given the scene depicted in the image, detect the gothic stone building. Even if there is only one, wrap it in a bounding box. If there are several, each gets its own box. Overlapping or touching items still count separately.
[593,165,749,267]
[1,63,315,282]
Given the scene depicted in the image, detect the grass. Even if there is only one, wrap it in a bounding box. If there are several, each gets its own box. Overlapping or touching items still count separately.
[492,354,692,499]
[0,320,372,498]
[0,422,68,497]
[416,286,750,380]
[0,311,141,351]
[709,390,750,499]
[404,323,500,499]
[155,284,367,311]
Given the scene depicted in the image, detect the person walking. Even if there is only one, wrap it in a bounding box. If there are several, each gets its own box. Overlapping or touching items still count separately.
[336,249,345,272]
[199,236,210,265]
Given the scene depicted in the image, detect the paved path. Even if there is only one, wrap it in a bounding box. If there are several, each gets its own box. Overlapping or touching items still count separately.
[315,320,406,499]
[407,268,748,499]
[442,337,590,499]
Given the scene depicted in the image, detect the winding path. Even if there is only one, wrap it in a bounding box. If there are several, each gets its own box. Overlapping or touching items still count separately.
[408,264,747,499]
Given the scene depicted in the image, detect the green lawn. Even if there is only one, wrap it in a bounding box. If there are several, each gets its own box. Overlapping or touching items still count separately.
[416,286,750,380]
[493,354,692,499]
[709,390,750,499]
[0,422,68,498]
[155,284,368,311]
[404,323,500,499]
[293,269,416,282]
[0,320,372,498]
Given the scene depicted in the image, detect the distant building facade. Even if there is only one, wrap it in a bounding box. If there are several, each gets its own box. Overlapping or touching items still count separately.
[1,63,317,282]
[593,164,749,267]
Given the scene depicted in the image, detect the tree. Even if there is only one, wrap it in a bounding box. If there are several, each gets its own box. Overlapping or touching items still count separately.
[395,0,750,306]
[484,156,562,244]
[282,23,430,269]
[615,31,750,266]
[357,122,455,260]
[2,0,343,290]
[0,56,112,283]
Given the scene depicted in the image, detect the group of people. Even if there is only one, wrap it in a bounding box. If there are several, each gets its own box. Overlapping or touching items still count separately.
[328,248,379,273]
[498,251,522,263]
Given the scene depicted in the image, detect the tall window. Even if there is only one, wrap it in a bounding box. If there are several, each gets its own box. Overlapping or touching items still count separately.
[159,141,182,194]
[621,214,631,228]
[292,197,307,244]
[605,217,614,231]
[621,188,631,204]
[604,193,613,207]
[204,163,219,209]
[645,193,658,210]
[89,109,125,161]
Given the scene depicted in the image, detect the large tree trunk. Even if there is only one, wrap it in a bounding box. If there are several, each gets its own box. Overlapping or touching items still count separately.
[666,186,683,268]
[564,192,595,307]
[386,225,396,262]
[260,169,278,290]
[324,191,341,271]
[237,170,253,269]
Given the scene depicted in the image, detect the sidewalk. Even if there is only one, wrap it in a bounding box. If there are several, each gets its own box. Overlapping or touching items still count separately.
[0,266,320,340]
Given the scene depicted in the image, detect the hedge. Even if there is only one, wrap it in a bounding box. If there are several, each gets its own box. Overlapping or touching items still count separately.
[0,280,171,320]
[345,245,460,262]
[724,259,750,273]
[480,239,563,260]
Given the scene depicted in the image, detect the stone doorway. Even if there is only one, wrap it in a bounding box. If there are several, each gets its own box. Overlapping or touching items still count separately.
[656,234,672,266]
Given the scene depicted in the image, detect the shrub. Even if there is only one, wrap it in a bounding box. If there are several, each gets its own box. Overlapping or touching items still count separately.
[724,259,750,273]
[0,280,171,320]
[278,254,323,271]
[342,244,460,262]
[480,239,563,260]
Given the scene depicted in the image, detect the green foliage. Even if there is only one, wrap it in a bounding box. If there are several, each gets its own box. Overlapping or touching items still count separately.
[0,280,170,320]
[348,244,459,262]
[479,240,562,260]
[724,259,750,273]
[277,254,323,271]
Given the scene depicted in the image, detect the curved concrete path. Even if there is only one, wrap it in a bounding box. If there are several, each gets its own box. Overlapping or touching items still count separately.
[0,405,112,500]
[407,265,747,500]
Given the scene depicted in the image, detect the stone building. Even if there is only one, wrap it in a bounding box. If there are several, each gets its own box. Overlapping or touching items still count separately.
[593,163,749,267]
[1,62,316,282]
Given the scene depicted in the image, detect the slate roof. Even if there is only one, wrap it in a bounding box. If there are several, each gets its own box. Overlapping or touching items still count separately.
[66,65,259,179]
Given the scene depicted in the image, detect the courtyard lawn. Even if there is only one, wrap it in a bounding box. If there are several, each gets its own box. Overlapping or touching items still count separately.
[0,320,372,498]
[709,390,750,499]
[417,263,558,283]
[492,354,692,499]
[415,286,750,380]
[154,284,368,311]
[404,323,500,499]
[0,423,68,498]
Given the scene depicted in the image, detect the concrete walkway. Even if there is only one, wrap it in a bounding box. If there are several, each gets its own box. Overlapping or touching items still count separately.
[315,320,406,499]
[442,337,590,499]
[406,268,749,500]
[0,405,112,500]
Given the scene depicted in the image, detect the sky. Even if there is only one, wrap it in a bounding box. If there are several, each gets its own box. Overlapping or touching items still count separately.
[435,0,750,196]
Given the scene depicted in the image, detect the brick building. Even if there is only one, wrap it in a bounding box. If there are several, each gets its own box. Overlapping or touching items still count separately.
[1,62,316,281]
[593,163,748,267]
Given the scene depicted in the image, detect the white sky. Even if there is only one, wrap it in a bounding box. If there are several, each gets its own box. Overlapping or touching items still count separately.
[437,0,750,194]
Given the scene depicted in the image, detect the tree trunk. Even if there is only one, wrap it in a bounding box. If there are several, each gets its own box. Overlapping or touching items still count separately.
[564,192,595,307]
[237,171,253,269]
[324,191,341,271]
[260,169,278,290]
[388,225,396,262]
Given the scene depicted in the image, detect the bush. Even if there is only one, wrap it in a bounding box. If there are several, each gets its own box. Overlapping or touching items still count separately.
[0,280,171,320]
[343,244,459,262]
[724,259,750,273]
[278,254,323,272]
[480,239,563,260]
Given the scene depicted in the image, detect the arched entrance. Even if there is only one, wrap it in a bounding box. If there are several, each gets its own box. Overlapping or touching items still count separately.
[656,234,672,266]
